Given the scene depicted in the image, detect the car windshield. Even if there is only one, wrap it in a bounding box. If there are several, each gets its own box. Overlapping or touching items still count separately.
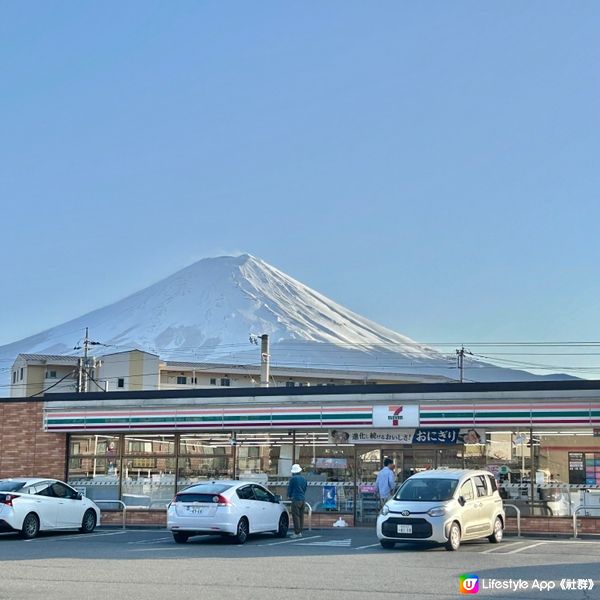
[395,478,458,502]
[0,480,26,492]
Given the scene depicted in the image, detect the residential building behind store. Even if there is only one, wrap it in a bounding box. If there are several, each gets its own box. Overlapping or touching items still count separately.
[10,350,453,398]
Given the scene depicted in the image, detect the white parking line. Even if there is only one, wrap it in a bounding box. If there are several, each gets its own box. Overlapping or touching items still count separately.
[530,539,600,544]
[297,539,352,547]
[503,542,547,554]
[262,535,322,546]
[127,536,172,545]
[480,541,525,554]
[354,543,381,550]
[129,546,188,552]
[25,530,127,542]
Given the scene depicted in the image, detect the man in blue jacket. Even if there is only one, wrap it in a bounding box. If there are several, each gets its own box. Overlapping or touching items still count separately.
[375,457,396,508]
[287,464,307,538]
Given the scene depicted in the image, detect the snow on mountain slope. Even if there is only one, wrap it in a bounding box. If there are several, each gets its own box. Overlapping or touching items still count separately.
[0,254,572,387]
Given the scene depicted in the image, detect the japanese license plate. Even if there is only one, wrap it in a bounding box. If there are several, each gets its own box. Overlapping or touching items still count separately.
[397,524,412,534]
[187,506,204,514]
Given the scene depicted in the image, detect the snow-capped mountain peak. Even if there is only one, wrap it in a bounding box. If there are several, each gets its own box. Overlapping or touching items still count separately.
[0,254,572,383]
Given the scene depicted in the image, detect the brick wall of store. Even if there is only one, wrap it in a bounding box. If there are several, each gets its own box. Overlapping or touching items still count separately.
[0,400,66,479]
[505,516,600,535]
[100,510,355,528]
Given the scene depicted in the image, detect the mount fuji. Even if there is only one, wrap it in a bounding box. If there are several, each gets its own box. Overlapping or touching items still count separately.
[0,254,571,386]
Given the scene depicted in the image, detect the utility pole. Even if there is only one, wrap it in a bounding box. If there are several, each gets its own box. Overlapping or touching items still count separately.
[250,333,270,387]
[260,334,270,388]
[456,345,472,383]
[74,328,104,392]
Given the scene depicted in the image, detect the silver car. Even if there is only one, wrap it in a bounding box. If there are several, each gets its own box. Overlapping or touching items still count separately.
[376,469,505,551]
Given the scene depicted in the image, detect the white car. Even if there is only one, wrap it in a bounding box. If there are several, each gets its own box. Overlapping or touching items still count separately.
[0,478,101,539]
[377,469,505,551]
[167,480,289,544]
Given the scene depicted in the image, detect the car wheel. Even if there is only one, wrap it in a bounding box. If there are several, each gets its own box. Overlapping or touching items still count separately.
[80,509,97,533]
[445,522,461,551]
[488,517,503,543]
[380,540,396,549]
[20,513,40,539]
[275,513,289,538]
[233,517,249,544]
[173,532,189,544]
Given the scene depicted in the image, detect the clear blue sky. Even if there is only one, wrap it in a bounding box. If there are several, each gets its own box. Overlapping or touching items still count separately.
[2,2,599,376]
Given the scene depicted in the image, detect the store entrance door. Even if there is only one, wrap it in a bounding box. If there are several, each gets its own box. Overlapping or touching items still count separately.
[399,449,437,484]
[355,447,439,525]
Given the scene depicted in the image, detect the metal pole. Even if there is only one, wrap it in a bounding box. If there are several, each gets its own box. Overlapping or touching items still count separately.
[174,433,180,493]
[232,432,237,480]
[456,346,464,383]
[260,335,270,387]
[353,445,358,526]
[117,434,124,509]
[77,358,83,393]
[529,427,535,513]
[83,327,89,393]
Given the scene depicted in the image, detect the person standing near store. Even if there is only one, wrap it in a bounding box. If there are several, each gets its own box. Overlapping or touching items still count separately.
[375,457,396,508]
[288,463,307,538]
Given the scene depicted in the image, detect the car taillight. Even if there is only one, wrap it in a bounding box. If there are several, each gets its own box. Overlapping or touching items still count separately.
[212,494,230,505]
[0,494,17,506]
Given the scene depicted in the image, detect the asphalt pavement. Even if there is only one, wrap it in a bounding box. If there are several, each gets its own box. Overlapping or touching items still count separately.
[0,528,598,600]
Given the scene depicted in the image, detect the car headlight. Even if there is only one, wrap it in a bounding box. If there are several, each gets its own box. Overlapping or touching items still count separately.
[428,506,446,517]
[381,505,389,516]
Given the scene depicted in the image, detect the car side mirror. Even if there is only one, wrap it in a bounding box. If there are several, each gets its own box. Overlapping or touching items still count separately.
[75,492,83,500]
[273,494,282,503]
[458,496,466,507]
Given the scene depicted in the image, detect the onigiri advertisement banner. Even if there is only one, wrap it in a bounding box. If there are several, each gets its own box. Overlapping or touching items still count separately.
[329,428,486,445]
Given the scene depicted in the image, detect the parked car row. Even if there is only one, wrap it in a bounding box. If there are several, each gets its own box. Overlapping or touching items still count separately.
[1,469,505,552]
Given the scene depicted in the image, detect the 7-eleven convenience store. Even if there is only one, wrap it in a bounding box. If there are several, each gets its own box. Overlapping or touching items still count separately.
[2,380,600,532]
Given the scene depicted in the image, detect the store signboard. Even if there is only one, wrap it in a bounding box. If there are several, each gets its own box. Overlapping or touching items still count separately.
[568,451,586,485]
[372,405,419,428]
[323,485,337,509]
[329,428,486,445]
[337,429,415,444]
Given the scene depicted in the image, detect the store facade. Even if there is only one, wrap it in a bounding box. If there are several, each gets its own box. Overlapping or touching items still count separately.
[35,380,600,527]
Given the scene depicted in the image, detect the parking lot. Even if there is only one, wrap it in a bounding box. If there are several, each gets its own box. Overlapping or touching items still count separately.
[0,528,598,600]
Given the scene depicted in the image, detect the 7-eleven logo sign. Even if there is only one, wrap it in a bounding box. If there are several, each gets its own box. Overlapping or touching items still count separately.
[389,406,404,426]
[372,404,418,428]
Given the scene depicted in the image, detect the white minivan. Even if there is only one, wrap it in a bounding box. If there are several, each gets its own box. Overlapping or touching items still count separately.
[376,469,505,551]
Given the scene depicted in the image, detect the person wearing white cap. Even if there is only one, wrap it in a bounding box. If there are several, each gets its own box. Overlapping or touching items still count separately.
[287,464,307,537]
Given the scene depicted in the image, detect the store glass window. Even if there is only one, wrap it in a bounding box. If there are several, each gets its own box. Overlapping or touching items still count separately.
[235,432,295,482]
[67,435,121,504]
[484,428,600,518]
[125,435,175,456]
[122,457,176,508]
[296,433,354,516]
[178,433,233,487]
